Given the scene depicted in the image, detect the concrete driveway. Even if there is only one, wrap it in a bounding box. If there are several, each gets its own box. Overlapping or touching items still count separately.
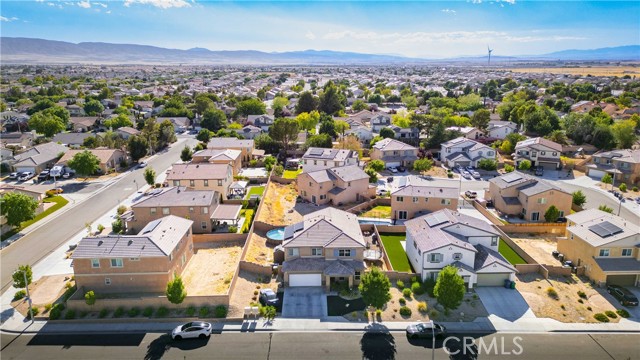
[475,287,535,321]
[281,287,327,318]
[610,287,640,320]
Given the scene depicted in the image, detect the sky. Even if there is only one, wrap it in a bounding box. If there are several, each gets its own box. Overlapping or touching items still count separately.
[1,0,639,58]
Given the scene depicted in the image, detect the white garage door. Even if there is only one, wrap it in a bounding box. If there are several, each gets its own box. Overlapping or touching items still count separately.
[16,167,36,174]
[588,169,606,180]
[386,162,401,168]
[477,273,511,287]
[289,273,322,287]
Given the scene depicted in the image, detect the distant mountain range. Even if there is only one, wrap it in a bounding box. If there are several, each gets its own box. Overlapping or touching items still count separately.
[1,37,638,65]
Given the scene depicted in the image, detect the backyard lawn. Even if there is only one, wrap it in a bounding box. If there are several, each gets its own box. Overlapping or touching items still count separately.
[379,233,412,272]
[359,205,392,219]
[244,186,265,199]
[282,169,302,179]
[1,196,69,241]
[499,240,527,265]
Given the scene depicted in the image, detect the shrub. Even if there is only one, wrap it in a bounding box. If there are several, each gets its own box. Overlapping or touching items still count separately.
[13,290,26,301]
[50,305,63,320]
[97,224,105,233]
[253,290,259,296]
[260,305,276,320]
[423,279,436,297]
[64,309,76,320]
[80,311,88,318]
[399,306,412,317]
[113,307,125,318]
[504,164,515,173]
[411,282,424,295]
[616,309,630,318]
[633,186,638,192]
[594,313,609,322]
[402,288,412,298]
[186,306,196,317]
[396,280,405,290]
[98,308,110,318]
[410,276,418,284]
[156,306,169,317]
[214,305,228,318]
[84,290,96,306]
[199,306,210,318]
[546,287,558,299]
[417,302,428,313]
[619,183,627,192]
[587,306,593,311]
[128,308,140,317]
[447,171,453,178]
[116,205,127,215]
[478,158,497,171]
[560,304,566,310]
[143,307,154,317]
[228,226,238,233]
[44,303,53,313]
[604,310,618,319]
[430,310,438,318]
[577,291,587,299]
[25,307,40,319]
[578,299,584,304]
[399,298,406,305]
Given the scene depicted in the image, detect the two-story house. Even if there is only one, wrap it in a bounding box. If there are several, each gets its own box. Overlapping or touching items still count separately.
[297,165,375,205]
[192,149,242,175]
[300,147,359,173]
[281,208,366,289]
[391,176,459,221]
[585,149,640,185]
[488,171,572,222]
[486,120,518,140]
[207,137,254,165]
[370,114,392,132]
[405,209,516,287]
[235,125,262,140]
[247,114,274,132]
[514,137,562,170]
[557,209,639,287]
[69,117,100,132]
[370,138,419,168]
[71,215,194,293]
[446,126,484,140]
[389,125,420,143]
[166,163,233,199]
[440,137,496,168]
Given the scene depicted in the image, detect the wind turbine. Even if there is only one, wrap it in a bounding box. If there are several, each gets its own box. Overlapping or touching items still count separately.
[487,46,493,66]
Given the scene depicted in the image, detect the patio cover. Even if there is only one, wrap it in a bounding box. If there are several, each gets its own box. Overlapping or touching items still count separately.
[210,204,242,222]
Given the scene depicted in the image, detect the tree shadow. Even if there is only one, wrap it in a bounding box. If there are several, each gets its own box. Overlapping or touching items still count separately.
[407,332,488,360]
[361,323,396,360]
[144,333,210,360]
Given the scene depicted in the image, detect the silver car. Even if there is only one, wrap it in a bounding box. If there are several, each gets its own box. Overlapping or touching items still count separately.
[471,171,481,179]
[461,171,472,180]
[171,321,212,340]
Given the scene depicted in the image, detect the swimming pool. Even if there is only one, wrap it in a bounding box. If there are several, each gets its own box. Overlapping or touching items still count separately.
[358,218,392,226]
[266,228,285,241]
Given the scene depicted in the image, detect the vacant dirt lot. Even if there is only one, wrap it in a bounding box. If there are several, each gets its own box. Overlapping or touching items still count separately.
[256,182,300,226]
[182,242,242,295]
[516,273,620,323]
[509,234,560,265]
[11,275,73,316]
[244,230,275,265]
[508,66,640,77]
[228,270,279,318]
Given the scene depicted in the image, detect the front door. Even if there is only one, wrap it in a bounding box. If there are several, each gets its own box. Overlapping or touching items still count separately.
[398,211,408,220]
[312,195,316,204]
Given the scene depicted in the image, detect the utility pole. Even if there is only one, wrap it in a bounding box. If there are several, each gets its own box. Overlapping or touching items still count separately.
[15,270,34,324]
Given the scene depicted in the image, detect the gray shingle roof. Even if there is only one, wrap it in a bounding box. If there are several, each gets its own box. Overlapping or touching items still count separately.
[281,258,366,274]
[474,245,517,272]
[166,163,231,180]
[283,208,365,249]
[207,137,254,149]
[566,208,639,247]
[132,187,216,208]
[594,258,640,272]
[373,138,417,151]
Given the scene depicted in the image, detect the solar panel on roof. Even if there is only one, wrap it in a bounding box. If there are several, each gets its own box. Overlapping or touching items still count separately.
[588,221,623,238]
[502,173,523,183]
[424,212,449,227]
[309,148,324,156]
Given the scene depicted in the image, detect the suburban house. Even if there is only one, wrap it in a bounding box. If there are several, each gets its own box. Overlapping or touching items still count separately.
[0,184,45,202]
[281,208,366,289]
[440,137,496,168]
[247,114,274,132]
[156,117,190,132]
[71,215,194,293]
[370,138,419,168]
[207,137,254,165]
[235,125,262,140]
[300,147,359,173]
[10,142,68,174]
[557,209,639,287]
[116,126,141,139]
[389,125,420,143]
[585,149,640,184]
[391,176,459,221]
[488,171,572,222]
[52,132,93,148]
[0,132,34,148]
[446,126,484,140]
[514,137,562,170]
[370,114,391,132]
[405,209,516,287]
[486,120,518,140]
[66,104,85,117]
[58,148,127,173]
[191,149,242,175]
[344,126,375,143]
[69,117,99,132]
[165,163,233,199]
[297,165,374,206]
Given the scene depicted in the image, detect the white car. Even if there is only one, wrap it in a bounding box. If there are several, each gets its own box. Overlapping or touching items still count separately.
[388,167,398,173]
[138,161,148,168]
[471,171,481,179]
[9,172,19,179]
[171,321,212,340]
[18,172,35,181]
[461,171,472,180]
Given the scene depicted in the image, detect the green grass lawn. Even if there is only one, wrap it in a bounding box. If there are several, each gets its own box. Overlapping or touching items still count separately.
[1,196,69,241]
[379,233,412,272]
[240,209,255,233]
[282,169,302,179]
[499,240,527,265]
[244,186,265,199]
[359,205,392,219]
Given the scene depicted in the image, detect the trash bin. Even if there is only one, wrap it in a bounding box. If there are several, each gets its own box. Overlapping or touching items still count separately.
[510,281,516,289]
[504,279,511,288]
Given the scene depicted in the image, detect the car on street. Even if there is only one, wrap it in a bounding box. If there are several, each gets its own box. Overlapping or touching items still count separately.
[138,161,148,168]
[406,322,447,339]
[9,172,19,179]
[397,166,406,172]
[471,171,481,179]
[62,170,75,179]
[388,167,398,173]
[171,321,213,340]
[258,288,280,307]
[465,191,477,199]
[17,172,35,181]
[37,170,50,181]
[607,285,639,307]
[51,187,64,194]
[461,171,472,180]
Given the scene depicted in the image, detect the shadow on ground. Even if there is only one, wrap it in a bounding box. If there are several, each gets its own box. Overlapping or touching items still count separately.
[361,323,396,360]
[28,333,145,348]
[145,333,211,360]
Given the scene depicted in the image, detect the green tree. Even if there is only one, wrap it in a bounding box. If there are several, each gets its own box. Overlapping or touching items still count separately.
[194,93,215,116]
[270,118,300,156]
[201,107,227,132]
[598,205,614,213]
[318,81,345,115]
[67,150,100,177]
[166,275,187,304]
[27,111,65,137]
[434,265,465,311]
[402,95,418,110]
[1,192,39,228]
[296,91,317,114]
[334,120,349,140]
[127,135,148,162]
[601,173,612,185]
[27,99,55,115]
[272,96,290,117]
[318,117,337,137]
[477,158,497,171]
[111,218,124,234]
[499,140,513,154]
[546,130,569,145]
[180,145,193,162]
[572,190,587,207]
[365,167,378,183]
[358,267,392,310]
[544,205,560,222]
[83,136,101,149]
[263,156,277,171]
[413,158,434,173]
[235,98,266,118]
[12,265,33,289]
[83,99,104,116]
[196,129,213,143]
[351,99,368,112]
[103,114,133,130]
[611,119,637,149]
[517,160,531,171]
[370,135,383,148]
[305,134,333,149]
[470,108,491,131]
[254,133,282,154]
[368,159,385,172]
[296,111,320,133]
[380,127,395,139]
[84,290,96,306]
[144,167,156,186]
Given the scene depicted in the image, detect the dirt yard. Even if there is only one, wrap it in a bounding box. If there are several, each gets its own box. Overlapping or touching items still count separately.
[228,270,280,318]
[509,234,560,265]
[423,166,450,178]
[516,273,620,323]
[11,275,73,316]
[255,182,300,226]
[182,242,242,295]
[244,230,275,265]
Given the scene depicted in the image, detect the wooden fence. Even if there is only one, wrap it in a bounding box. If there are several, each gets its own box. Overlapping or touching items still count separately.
[346,197,391,214]
[239,260,275,276]
[192,233,248,244]
[500,223,567,235]
[67,289,229,312]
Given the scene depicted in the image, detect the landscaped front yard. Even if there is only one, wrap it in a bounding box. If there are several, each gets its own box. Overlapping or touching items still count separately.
[1,195,69,241]
[359,205,392,219]
[499,240,527,265]
[282,169,302,179]
[379,233,412,272]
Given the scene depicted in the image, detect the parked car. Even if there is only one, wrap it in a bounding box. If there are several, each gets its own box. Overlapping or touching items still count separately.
[171,321,213,340]
[454,165,463,172]
[49,165,66,178]
[397,166,406,172]
[138,161,148,168]
[535,166,544,176]
[555,217,567,223]
[636,197,640,204]
[17,172,34,181]
[51,187,64,194]
[258,288,280,307]
[461,171,472,180]
[62,170,75,179]
[376,187,388,196]
[406,322,447,339]
[471,171,481,179]
[607,285,639,307]
[388,167,398,173]
[465,166,475,172]
[37,170,50,181]
[9,172,19,179]
[465,191,477,199]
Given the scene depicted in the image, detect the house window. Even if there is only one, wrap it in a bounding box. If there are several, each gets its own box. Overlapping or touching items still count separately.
[91,259,100,268]
[162,207,170,215]
[129,258,139,261]
[218,180,223,186]
[491,237,498,246]
[110,258,123,268]
[189,207,194,213]
[150,207,157,215]
[441,199,451,205]
[313,160,317,165]
[479,151,483,156]
[428,253,443,263]
[201,221,207,229]
[621,249,633,257]
[309,182,313,187]
[181,253,187,266]
[412,197,419,203]
[202,207,208,214]
[552,152,557,156]
[488,151,494,156]
[413,241,417,249]
[288,248,299,257]
[348,182,351,187]
[522,208,527,215]
[189,180,195,187]
[537,198,547,204]
[531,212,540,221]
[558,211,564,218]
[311,248,323,256]
[339,249,352,257]
[532,151,537,157]
[541,151,546,155]
[104,278,111,285]
[453,253,462,260]
[599,249,610,257]
[173,180,180,186]
[396,196,404,202]
[320,194,326,200]
[204,180,209,187]
[398,211,408,220]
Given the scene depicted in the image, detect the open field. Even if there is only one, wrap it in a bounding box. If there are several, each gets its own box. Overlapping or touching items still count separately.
[508,65,640,77]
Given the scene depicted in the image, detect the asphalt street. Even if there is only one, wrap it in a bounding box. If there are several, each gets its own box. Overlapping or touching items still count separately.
[0,138,197,292]
[1,331,639,360]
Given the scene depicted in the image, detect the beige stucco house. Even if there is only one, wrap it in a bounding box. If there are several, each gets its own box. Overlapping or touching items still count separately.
[207,137,254,165]
[585,149,640,185]
[514,137,562,170]
[370,138,419,168]
[297,165,375,206]
[299,147,359,173]
[165,163,233,199]
[58,148,127,173]
[391,176,459,221]
[192,149,243,175]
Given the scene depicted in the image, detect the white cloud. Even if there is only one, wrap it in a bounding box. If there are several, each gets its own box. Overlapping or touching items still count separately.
[123,0,192,9]
[322,30,585,44]
[77,1,91,8]
[305,31,316,40]
[0,16,19,22]
[500,0,516,4]
[47,2,55,5]
[95,2,107,8]
[106,10,111,14]
[441,9,456,14]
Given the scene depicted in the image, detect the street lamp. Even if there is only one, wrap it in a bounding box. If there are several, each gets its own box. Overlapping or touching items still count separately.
[429,320,436,360]
[14,270,34,324]
[133,179,138,191]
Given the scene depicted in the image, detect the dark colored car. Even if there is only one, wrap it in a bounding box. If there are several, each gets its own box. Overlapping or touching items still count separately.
[535,166,544,176]
[607,285,639,307]
[259,289,280,307]
[37,170,50,181]
[397,166,406,172]
[555,217,567,223]
[406,322,447,339]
